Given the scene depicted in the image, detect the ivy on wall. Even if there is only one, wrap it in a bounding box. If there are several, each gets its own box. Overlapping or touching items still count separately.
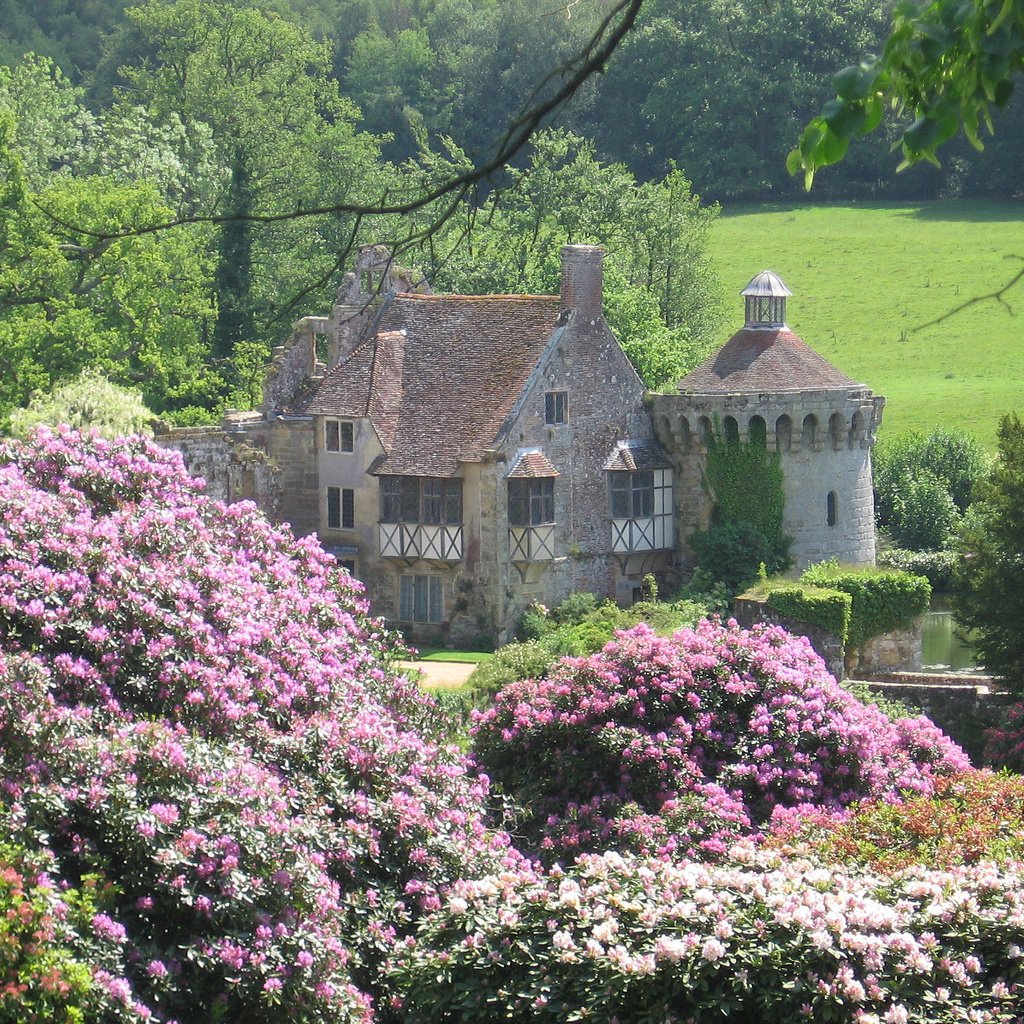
[690,421,791,591]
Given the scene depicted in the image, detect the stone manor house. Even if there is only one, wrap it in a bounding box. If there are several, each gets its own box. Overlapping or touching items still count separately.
[160,244,884,645]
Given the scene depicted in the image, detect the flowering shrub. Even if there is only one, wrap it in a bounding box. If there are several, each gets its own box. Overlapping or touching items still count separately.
[472,621,968,861]
[0,428,513,1022]
[0,838,96,1023]
[983,703,1024,772]
[768,769,1024,870]
[390,847,1024,1024]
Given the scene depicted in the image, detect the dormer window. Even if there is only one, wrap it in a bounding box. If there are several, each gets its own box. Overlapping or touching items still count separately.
[545,391,568,425]
[325,418,354,453]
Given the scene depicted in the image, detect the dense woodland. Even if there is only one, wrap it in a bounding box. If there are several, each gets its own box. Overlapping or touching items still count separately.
[1,0,1023,428]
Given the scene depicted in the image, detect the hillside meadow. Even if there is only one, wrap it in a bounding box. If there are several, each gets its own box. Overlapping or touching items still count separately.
[707,201,1024,449]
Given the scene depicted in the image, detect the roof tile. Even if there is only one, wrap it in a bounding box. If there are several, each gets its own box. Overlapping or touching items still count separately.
[678,327,861,394]
[307,293,560,476]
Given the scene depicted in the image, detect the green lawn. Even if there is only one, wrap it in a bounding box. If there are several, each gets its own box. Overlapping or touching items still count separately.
[707,200,1024,449]
[413,648,493,664]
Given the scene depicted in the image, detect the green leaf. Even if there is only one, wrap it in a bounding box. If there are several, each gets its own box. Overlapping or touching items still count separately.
[832,63,875,101]
[903,115,942,153]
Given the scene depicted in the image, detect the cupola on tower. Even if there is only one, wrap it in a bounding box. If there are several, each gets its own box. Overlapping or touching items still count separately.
[650,272,885,569]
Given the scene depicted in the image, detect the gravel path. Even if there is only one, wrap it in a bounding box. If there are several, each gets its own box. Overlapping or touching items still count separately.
[398,660,477,689]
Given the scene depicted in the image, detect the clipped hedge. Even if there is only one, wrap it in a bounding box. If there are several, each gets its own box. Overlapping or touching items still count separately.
[800,561,931,649]
[751,581,853,644]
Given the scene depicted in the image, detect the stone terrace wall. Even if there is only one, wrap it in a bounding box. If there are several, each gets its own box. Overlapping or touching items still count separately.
[864,673,1014,764]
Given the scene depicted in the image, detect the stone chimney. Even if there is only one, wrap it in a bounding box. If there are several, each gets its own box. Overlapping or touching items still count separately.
[560,244,605,321]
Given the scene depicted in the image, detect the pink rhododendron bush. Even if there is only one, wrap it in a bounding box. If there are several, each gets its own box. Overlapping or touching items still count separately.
[4,428,1021,1024]
[390,848,1024,1023]
[472,621,969,861]
[0,428,514,1023]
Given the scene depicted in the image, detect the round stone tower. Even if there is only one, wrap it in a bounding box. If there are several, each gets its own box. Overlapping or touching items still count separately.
[650,271,885,569]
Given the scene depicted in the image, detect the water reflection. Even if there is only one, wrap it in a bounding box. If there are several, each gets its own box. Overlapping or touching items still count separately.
[921,593,981,673]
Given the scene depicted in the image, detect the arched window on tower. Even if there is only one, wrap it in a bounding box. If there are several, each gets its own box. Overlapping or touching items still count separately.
[748,415,767,448]
[698,416,713,448]
[679,416,692,454]
[724,416,740,446]
[849,411,864,449]
[802,414,818,449]
[776,414,792,452]
[829,413,844,450]
[827,491,838,527]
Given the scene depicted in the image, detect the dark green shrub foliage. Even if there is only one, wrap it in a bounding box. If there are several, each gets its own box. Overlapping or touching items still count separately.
[550,591,600,625]
[761,582,853,644]
[890,471,960,551]
[874,429,988,546]
[801,561,931,648]
[691,520,789,593]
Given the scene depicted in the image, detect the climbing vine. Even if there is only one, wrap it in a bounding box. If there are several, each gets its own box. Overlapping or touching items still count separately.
[689,421,791,591]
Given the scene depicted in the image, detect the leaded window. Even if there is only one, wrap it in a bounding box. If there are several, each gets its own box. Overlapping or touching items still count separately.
[399,575,443,623]
[610,471,654,518]
[508,478,555,526]
[379,477,462,524]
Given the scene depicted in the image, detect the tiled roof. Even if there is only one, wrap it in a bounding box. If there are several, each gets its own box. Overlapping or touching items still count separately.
[307,293,561,476]
[603,440,671,472]
[508,450,560,478]
[677,327,861,394]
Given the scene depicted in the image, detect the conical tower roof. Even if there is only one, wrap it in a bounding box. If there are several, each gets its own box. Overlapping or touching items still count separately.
[677,272,863,394]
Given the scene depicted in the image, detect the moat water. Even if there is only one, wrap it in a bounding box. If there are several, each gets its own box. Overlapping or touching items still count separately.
[921,593,980,673]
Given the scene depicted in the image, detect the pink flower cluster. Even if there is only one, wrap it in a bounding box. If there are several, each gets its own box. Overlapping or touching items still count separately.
[472,620,969,861]
[0,428,514,1023]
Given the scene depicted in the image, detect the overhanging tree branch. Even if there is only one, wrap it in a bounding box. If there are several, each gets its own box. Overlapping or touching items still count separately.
[38,0,645,243]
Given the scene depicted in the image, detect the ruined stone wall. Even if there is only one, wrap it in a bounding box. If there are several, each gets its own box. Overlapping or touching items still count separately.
[863,674,1013,764]
[263,318,325,413]
[155,417,283,517]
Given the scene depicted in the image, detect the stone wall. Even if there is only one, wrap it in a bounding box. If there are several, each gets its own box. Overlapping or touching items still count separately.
[863,673,1014,764]
[851,620,923,675]
[155,416,282,516]
[650,389,884,568]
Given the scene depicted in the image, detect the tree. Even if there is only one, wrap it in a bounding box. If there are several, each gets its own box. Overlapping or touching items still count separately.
[874,428,989,551]
[122,0,388,363]
[792,0,1024,186]
[596,0,893,199]
[953,413,1024,690]
[0,106,219,423]
[0,53,85,187]
[7,368,156,438]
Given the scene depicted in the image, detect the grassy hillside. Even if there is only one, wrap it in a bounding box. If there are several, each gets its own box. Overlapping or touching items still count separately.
[707,201,1024,449]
